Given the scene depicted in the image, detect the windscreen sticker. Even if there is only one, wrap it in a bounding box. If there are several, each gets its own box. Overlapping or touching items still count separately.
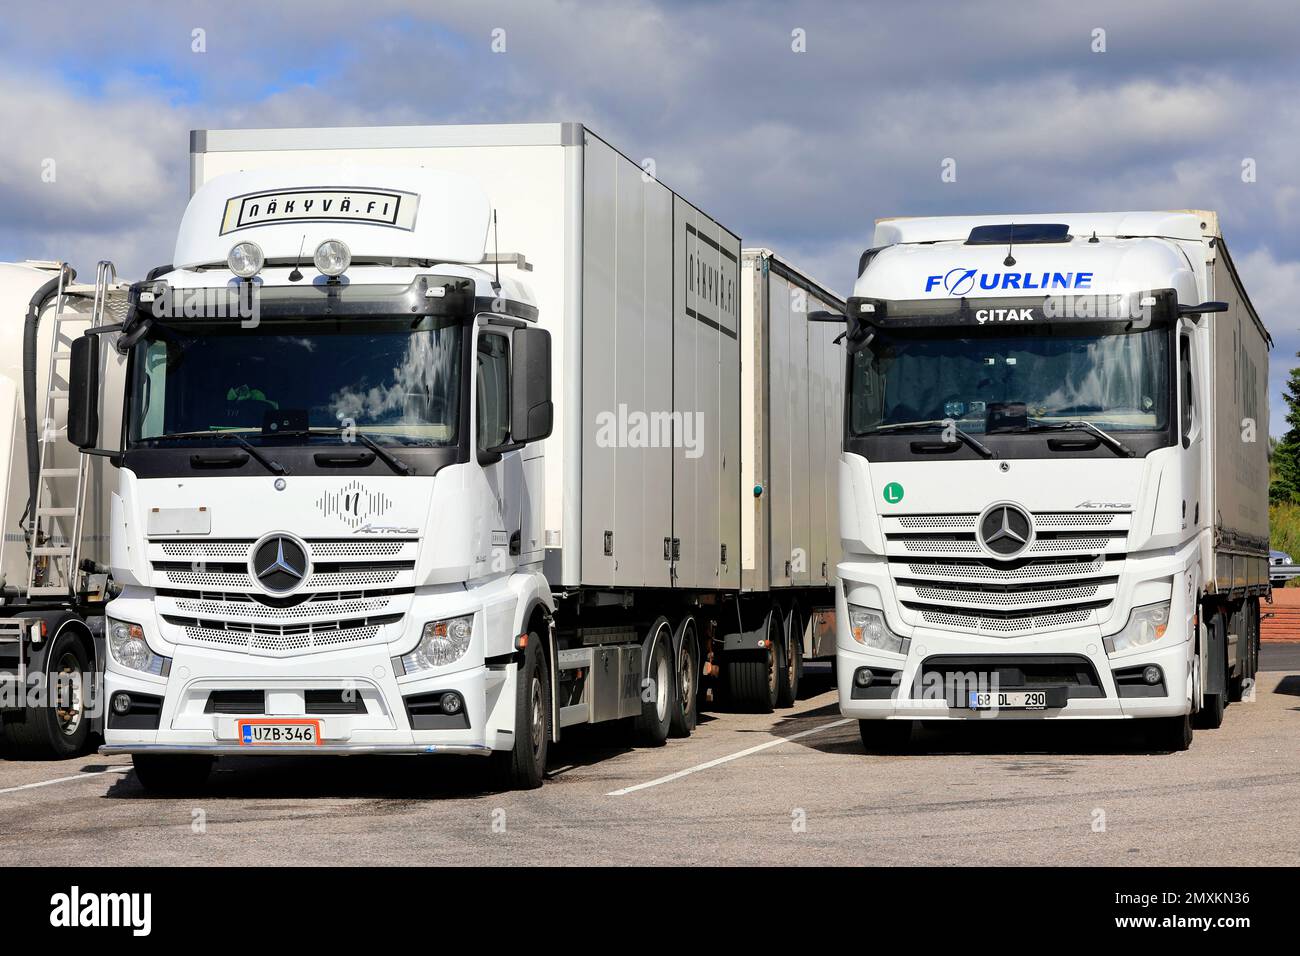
[925,268,1093,295]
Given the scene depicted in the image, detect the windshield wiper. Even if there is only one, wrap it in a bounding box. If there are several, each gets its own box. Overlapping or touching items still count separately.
[871,419,996,459]
[152,430,289,475]
[308,427,413,475]
[1011,420,1136,458]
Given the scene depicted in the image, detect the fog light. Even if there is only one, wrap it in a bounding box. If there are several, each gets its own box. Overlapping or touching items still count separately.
[111,693,132,715]
[313,239,351,277]
[854,667,874,688]
[227,240,264,278]
[440,692,463,714]
[1142,665,1162,685]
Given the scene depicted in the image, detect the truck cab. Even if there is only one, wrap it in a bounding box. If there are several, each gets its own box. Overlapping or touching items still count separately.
[73,167,558,789]
[835,213,1270,752]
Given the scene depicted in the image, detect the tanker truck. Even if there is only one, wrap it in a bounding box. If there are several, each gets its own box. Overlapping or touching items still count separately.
[0,260,126,757]
[829,212,1270,752]
[70,123,844,792]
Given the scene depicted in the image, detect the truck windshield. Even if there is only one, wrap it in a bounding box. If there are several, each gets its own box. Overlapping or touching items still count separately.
[127,316,462,446]
[849,325,1169,435]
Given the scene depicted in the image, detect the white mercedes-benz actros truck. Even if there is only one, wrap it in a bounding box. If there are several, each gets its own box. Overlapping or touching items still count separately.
[830,212,1270,752]
[71,123,844,791]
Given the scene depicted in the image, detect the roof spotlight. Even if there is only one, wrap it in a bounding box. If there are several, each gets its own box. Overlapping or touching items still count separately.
[227,241,265,278]
[313,239,351,277]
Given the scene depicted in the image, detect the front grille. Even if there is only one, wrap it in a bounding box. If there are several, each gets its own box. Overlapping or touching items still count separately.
[914,603,1104,633]
[902,580,1110,606]
[885,510,1128,635]
[890,532,1121,556]
[898,555,1107,582]
[162,589,400,624]
[149,537,415,656]
[165,615,396,657]
[149,538,417,594]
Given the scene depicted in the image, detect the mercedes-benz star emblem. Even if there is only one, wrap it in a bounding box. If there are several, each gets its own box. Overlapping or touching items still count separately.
[250,534,310,594]
[978,504,1033,558]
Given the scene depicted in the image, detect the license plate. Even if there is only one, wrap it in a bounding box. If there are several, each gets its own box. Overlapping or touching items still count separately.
[238,719,322,746]
[967,691,1048,710]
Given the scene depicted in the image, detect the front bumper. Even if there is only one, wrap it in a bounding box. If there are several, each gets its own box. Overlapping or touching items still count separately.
[838,622,1192,722]
[102,640,514,756]
[101,743,491,756]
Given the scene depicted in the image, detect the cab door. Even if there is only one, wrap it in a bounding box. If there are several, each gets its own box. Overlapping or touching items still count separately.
[476,326,522,575]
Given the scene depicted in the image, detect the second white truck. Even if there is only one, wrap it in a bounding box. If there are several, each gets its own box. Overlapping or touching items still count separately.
[831,212,1270,751]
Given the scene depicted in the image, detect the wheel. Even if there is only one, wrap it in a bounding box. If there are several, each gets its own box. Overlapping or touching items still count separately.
[858,719,914,754]
[634,618,673,746]
[728,608,779,713]
[1195,613,1227,729]
[1229,599,1259,702]
[131,754,214,795]
[0,626,91,759]
[776,606,802,708]
[1148,713,1193,752]
[669,617,699,738]
[492,633,550,789]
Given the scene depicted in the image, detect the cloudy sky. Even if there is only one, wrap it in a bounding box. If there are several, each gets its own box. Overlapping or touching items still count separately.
[2,0,1298,431]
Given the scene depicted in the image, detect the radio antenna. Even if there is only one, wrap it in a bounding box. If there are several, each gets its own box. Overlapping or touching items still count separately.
[288,235,306,282]
[492,209,502,293]
[1004,222,1017,267]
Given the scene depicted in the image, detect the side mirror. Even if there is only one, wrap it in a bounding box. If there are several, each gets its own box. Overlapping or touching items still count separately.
[67,333,100,450]
[1178,301,1228,318]
[511,327,553,444]
[807,310,847,323]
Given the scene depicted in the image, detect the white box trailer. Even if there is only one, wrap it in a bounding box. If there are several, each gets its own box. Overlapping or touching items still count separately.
[76,124,844,791]
[1205,239,1270,594]
[741,249,845,656]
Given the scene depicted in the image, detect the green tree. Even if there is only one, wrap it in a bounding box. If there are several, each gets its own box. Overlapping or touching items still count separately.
[1270,355,1300,504]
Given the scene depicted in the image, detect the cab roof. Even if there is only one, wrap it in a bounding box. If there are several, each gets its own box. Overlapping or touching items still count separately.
[873,210,1217,247]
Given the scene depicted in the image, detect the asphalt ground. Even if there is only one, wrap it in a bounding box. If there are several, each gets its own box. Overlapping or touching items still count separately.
[1,649,1296,866]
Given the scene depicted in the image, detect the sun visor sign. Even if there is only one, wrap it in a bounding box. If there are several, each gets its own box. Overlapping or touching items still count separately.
[220,187,420,235]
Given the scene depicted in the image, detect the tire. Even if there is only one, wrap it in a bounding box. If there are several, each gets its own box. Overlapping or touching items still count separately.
[859,719,914,754]
[131,754,214,795]
[728,608,779,713]
[634,618,673,747]
[669,617,699,738]
[776,606,802,708]
[0,627,92,759]
[492,633,550,790]
[1195,613,1227,729]
[1148,713,1193,752]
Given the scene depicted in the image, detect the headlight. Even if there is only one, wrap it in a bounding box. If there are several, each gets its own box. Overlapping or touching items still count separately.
[402,615,474,672]
[847,604,909,655]
[313,239,351,277]
[107,619,169,676]
[227,241,264,278]
[1107,601,1172,654]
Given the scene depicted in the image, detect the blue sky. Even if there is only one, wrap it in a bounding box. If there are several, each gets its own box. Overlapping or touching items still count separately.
[2,0,1298,432]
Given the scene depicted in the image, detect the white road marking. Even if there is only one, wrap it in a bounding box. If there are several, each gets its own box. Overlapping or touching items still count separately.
[0,766,131,796]
[608,718,853,796]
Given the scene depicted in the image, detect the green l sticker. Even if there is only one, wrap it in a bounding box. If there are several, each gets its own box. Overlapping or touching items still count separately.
[883,481,904,504]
